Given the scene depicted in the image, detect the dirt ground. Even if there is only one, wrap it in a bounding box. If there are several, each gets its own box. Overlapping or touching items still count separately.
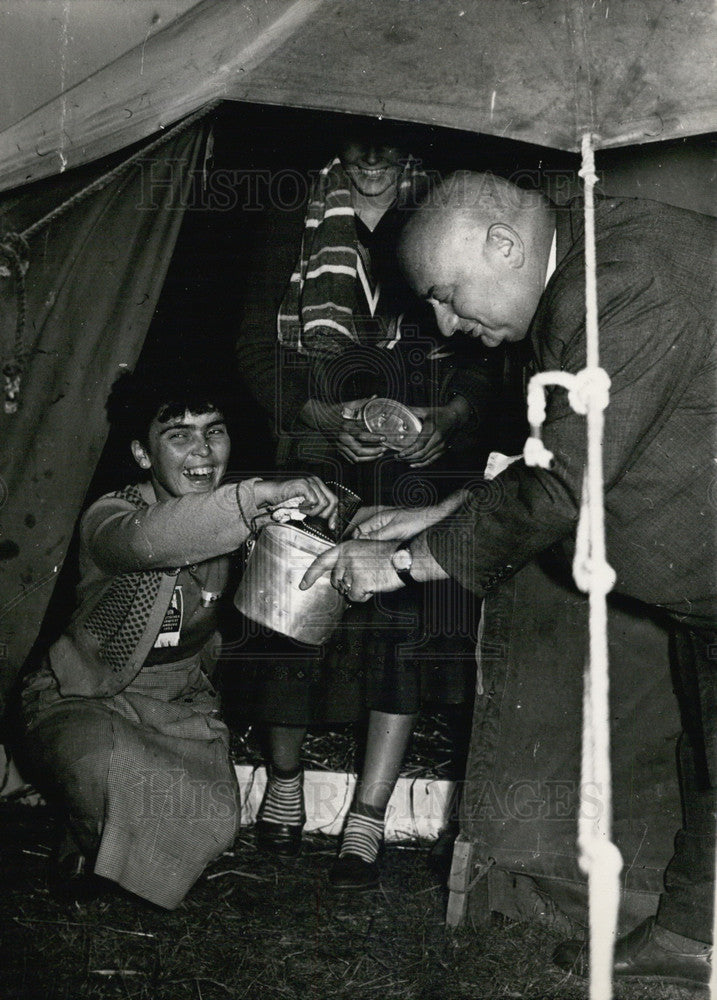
[0,799,706,1000]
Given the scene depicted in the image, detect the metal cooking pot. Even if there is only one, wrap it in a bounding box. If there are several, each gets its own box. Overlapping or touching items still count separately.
[361,397,423,451]
[233,522,347,646]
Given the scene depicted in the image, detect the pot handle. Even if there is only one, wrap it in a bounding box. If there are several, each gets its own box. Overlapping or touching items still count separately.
[326,481,363,540]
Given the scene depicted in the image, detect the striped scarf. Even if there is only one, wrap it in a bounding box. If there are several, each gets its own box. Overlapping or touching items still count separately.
[277,156,427,359]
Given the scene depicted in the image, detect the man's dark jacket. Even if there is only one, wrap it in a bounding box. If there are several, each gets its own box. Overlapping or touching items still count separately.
[427,196,717,628]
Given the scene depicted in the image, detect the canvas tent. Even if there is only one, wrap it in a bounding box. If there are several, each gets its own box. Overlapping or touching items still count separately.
[1,0,716,930]
[2,0,716,187]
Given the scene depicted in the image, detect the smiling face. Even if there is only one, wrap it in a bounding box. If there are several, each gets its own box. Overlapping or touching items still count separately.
[400,214,544,348]
[131,408,230,500]
[339,139,406,205]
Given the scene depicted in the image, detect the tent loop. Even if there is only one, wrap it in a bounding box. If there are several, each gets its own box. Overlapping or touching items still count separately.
[523,366,614,595]
[0,101,217,413]
[572,467,616,597]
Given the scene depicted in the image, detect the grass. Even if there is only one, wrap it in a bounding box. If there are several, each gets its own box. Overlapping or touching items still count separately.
[0,799,707,1000]
[228,709,459,780]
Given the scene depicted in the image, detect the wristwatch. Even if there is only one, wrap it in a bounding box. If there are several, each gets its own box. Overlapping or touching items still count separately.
[390,540,414,584]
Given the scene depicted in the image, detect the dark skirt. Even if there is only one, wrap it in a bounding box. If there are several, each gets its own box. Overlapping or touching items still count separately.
[221,575,479,726]
[230,375,487,726]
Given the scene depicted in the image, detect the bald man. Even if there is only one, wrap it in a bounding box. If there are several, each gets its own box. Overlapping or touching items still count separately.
[302,172,717,987]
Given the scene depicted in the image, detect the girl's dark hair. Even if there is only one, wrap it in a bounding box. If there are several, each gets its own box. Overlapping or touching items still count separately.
[106,364,234,445]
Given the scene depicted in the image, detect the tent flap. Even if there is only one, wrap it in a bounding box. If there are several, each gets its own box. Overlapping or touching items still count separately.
[0,125,206,711]
[0,0,326,194]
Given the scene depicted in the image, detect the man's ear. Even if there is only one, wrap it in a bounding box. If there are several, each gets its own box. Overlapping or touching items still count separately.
[486,223,525,269]
[131,439,152,470]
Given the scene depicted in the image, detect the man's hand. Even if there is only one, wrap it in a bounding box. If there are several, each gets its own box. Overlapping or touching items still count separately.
[352,506,436,541]
[299,538,404,601]
[397,396,472,468]
[343,505,391,536]
[299,398,387,464]
[254,476,338,530]
[354,490,471,541]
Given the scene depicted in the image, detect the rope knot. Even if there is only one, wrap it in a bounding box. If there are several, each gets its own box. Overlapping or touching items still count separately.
[568,366,611,416]
[578,132,599,186]
[578,836,623,880]
[573,550,617,596]
[523,435,553,469]
[578,164,599,186]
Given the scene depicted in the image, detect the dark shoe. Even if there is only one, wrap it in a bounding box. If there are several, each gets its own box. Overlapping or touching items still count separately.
[49,852,109,904]
[328,853,380,891]
[254,819,304,857]
[553,916,711,986]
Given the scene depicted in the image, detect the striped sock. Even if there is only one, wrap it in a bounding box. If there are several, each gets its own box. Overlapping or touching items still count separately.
[339,809,385,864]
[258,769,304,826]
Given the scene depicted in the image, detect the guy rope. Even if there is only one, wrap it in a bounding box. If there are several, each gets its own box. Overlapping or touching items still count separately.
[523,132,622,1000]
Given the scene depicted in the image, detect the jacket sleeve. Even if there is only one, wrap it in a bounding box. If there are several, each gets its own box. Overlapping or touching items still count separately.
[440,342,506,418]
[81,481,262,574]
[425,259,707,595]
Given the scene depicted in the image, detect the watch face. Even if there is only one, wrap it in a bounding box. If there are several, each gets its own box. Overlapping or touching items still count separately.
[392,547,413,573]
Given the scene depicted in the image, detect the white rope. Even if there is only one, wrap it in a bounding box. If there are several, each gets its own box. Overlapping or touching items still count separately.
[523,132,621,1000]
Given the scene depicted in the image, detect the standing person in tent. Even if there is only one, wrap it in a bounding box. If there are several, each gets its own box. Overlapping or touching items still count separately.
[234,122,509,889]
[301,171,717,987]
[19,366,337,909]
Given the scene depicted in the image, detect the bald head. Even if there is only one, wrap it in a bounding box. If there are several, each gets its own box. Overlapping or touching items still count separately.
[401,171,553,274]
[399,171,555,346]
